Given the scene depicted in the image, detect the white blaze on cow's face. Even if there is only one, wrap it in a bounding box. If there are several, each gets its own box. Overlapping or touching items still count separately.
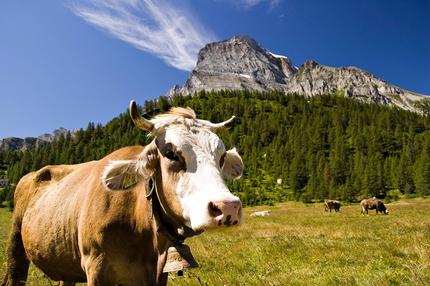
[158,125,244,231]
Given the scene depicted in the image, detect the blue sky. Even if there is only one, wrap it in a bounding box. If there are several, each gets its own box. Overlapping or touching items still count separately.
[1,0,429,139]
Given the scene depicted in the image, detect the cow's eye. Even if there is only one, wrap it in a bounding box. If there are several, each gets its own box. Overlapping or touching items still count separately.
[165,150,179,161]
[219,153,226,168]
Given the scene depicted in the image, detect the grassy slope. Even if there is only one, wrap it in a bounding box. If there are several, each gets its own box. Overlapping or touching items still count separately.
[0,199,429,285]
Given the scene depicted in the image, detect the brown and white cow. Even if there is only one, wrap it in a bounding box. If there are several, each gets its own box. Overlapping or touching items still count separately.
[250,210,271,217]
[324,200,341,212]
[2,101,244,286]
[360,198,388,215]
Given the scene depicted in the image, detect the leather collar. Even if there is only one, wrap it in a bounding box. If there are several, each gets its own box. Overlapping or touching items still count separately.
[146,177,203,245]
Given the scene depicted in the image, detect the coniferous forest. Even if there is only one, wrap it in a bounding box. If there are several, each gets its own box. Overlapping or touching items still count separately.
[1,90,430,208]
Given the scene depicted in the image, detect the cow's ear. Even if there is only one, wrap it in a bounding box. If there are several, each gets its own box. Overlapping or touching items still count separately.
[222,148,244,180]
[102,142,158,191]
[102,160,141,190]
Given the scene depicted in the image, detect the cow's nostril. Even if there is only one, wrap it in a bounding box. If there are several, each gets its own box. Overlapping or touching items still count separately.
[208,202,222,217]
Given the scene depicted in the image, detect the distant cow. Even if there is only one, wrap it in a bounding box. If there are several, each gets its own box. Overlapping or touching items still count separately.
[360,199,388,215]
[250,210,271,217]
[2,101,245,286]
[325,200,341,212]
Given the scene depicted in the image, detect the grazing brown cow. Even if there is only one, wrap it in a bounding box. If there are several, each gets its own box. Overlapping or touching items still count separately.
[2,101,244,286]
[360,199,388,215]
[324,200,341,212]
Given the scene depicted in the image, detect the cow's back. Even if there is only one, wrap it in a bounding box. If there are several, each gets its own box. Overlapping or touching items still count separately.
[361,199,376,209]
[17,146,145,282]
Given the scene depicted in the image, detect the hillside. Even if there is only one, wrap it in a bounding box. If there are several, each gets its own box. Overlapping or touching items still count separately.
[2,91,430,207]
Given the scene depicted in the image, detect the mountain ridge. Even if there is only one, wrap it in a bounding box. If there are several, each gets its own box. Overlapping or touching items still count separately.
[0,127,75,151]
[166,35,427,113]
[3,35,428,150]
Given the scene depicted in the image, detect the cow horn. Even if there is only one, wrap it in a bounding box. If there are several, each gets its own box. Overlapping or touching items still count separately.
[211,116,236,133]
[129,100,154,131]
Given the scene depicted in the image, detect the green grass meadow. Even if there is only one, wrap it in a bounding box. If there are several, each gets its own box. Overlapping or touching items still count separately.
[0,199,429,285]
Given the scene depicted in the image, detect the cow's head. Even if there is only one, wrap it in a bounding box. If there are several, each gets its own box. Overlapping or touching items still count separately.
[102,101,244,234]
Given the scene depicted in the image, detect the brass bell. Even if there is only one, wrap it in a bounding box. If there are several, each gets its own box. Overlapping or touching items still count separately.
[163,243,199,273]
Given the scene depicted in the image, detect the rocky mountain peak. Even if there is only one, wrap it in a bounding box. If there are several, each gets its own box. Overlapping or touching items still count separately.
[0,127,76,151]
[227,34,268,54]
[195,34,297,83]
[37,127,71,142]
[167,35,427,113]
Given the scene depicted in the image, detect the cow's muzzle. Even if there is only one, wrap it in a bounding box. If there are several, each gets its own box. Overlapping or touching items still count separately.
[209,201,243,227]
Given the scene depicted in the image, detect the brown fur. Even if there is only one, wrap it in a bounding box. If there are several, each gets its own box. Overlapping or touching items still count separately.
[360,199,388,215]
[1,145,190,285]
[324,200,341,212]
[2,147,171,285]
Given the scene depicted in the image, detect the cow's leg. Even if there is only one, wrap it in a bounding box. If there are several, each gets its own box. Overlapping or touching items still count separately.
[1,223,30,286]
[158,273,168,286]
[56,282,76,286]
[84,256,153,286]
[115,271,164,286]
[83,256,114,286]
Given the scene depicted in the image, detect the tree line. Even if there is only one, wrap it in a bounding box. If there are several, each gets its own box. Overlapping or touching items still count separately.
[1,90,430,208]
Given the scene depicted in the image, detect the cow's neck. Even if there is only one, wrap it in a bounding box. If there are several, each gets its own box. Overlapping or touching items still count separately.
[147,177,202,245]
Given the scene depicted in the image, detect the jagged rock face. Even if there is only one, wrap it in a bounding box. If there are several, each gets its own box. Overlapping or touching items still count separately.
[167,35,426,113]
[38,127,71,142]
[195,35,297,83]
[288,60,424,111]
[168,35,297,96]
[0,127,75,151]
[0,137,50,151]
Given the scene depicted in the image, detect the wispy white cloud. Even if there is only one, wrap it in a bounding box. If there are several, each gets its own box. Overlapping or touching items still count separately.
[232,0,282,10]
[70,0,217,71]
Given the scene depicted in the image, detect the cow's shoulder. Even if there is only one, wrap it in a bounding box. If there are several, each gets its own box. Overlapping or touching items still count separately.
[21,162,86,194]
[36,164,82,183]
[376,200,385,207]
[99,146,145,162]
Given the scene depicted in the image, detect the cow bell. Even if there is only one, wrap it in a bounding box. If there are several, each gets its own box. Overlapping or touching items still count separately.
[163,243,199,273]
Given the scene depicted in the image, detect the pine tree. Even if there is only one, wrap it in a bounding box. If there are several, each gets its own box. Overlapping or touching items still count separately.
[414,133,430,196]
[3,91,430,206]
